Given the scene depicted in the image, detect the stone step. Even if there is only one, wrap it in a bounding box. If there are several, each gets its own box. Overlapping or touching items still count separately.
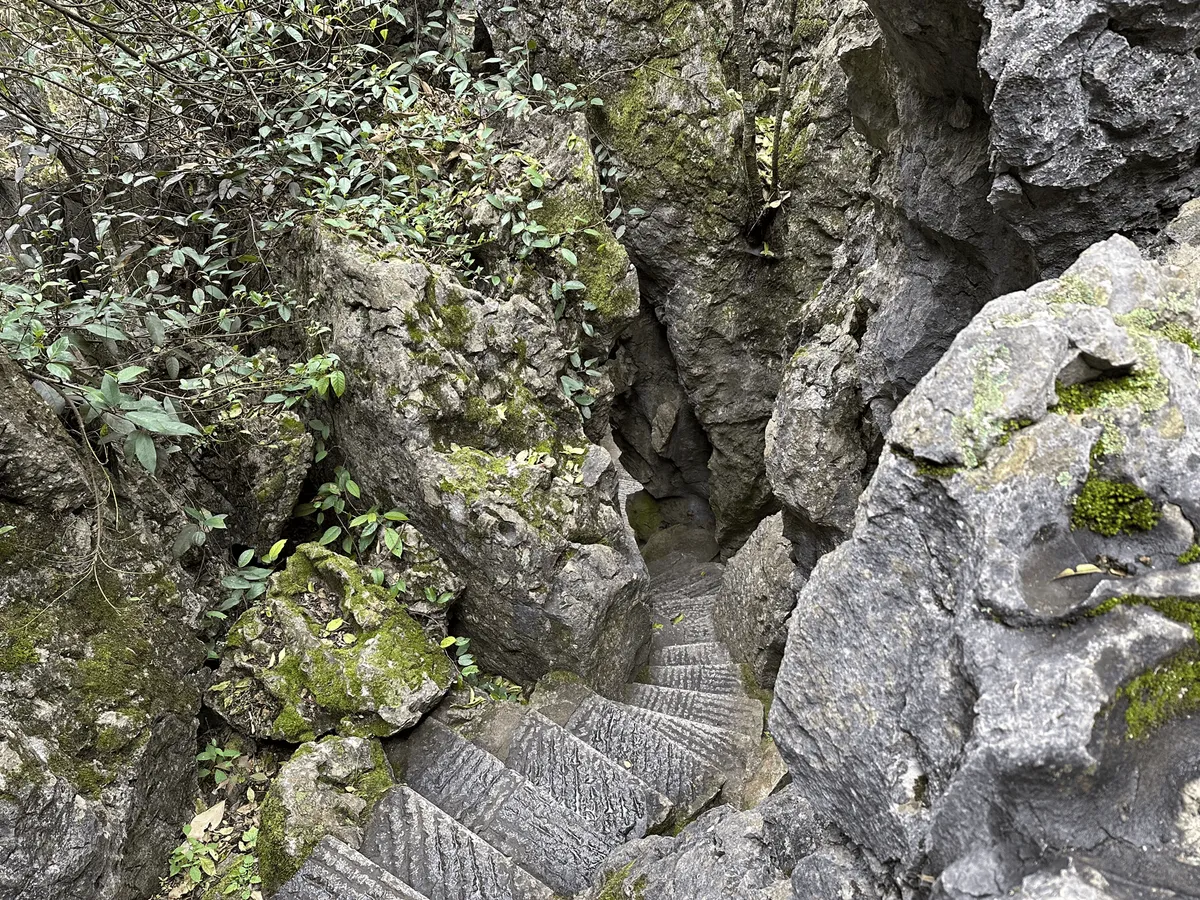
[362,786,555,900]
[650,641,732,667]
[529,675,726,820]
[503,709,672,841]
[402,719,614,894]
[643,663,745,696]
[620,682,763,743]
[273,836,432,900]
[649,608,718,647]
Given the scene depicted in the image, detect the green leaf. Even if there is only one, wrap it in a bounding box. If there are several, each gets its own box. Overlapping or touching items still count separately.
[440,636,456,648]
[47,363,72,380]
[329,370,346,397]
[319,526,342,546]
[116,365,148,384]
[238,549,255,567]
[559,247,578,266]
[125,409,200,436]
[85,323,128,341]
[264,539,287,564]
[126,430,157,475]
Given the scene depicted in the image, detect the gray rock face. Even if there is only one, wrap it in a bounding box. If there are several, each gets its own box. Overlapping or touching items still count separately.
[771,0,1200,565]
[770,232,1200,895]
[714,513,795,687]
[979,0,1200,271]
[482,0,879,550]
[288,220,649,690]
[582,790,827,900]
[0,352,92,512]
[258,737,396,895]
[0,366,204,900]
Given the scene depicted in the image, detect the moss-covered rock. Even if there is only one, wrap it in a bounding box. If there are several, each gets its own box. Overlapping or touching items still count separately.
[208,544,453,741]
[257,735,395,894]
[0,480,204,899]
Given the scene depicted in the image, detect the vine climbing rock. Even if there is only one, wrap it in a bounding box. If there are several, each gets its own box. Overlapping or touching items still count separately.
[771,221,1200,896]
[273,552,785,899]
[0,361,206,900]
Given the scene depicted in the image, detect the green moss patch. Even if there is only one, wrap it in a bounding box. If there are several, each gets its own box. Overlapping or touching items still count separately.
[213,544,453,742]
[1070,478,1159,537]
[1090,594,1200,739]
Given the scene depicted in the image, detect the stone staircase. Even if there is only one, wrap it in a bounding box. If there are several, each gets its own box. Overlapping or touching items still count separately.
[274,552,767,900]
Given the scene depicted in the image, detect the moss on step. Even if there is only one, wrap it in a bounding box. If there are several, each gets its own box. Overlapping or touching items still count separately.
[595,862,648,900]
[1178,543,1200,565]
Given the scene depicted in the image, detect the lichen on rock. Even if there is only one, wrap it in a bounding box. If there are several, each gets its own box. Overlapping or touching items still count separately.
[257,734,395,894]
[209,543,453,742]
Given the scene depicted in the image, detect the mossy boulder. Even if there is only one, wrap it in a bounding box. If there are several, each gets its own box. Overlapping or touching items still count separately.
[282,223,649,692]
[257,735,395,894]
[209,544,453,742]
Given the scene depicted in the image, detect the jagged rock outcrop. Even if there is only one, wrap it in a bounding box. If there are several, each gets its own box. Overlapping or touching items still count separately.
[772,229,1200,896]
[0,361,205,900]
[287,115,652,690]
[481,0,878,550]
[713,513,795,688]
[258,735,396,894]
[771,0,1200,561]
[209,543,452,742]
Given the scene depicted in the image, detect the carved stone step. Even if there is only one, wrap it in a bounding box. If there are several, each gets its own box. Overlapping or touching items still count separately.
[273,837,432,900]
[402,719,614,894]
[530,674,727,820]
[502,709,672,841]
[643,662,745,696]
[361,786,555,900]
[649,608,719,647]
[620,682,763,743]
[650,641,733,667]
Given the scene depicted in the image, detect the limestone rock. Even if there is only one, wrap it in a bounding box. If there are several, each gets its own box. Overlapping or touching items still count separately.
[0,351,92,512]
[0,366,204,900]
[258,736,396,895]
[286,223,649,691]
[583,792,812,900]
[714,513,795,688]
[482,0,878,549]
[209,543,452,742]
[771,232,1200,895]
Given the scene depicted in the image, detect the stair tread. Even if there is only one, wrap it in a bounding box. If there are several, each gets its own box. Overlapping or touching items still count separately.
[643,663,746,696]
[650,642,732,666]
[621,682,763,742]
[404,719,614,894]
[545,689,726,817]
[273,836,432,900]
[362,786,555,900]
[506,710,671,841]
[649,609,718,646]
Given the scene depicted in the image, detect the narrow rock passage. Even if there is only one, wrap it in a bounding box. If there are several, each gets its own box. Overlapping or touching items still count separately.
[274,551,765,899]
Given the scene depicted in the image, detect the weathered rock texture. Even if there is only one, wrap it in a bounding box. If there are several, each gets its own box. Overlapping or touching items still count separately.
[209,543,452,742]
[770,0,1200,561]
[290,209,650,690]
[258,735,396,894]
[772,231,1200,896]
[0,360,205,900]
[713,513,795,688]
[481,0,878,550]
